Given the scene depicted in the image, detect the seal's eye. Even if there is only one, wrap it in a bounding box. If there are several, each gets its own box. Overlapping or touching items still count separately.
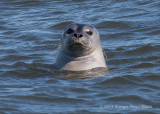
[67,29,74,34]
[86,31,93,36]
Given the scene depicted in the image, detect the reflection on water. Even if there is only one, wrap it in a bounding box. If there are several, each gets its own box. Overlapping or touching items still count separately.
[50,67,108,79]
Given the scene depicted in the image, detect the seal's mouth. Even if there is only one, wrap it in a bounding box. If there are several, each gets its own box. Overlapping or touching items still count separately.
[69,43,86,49]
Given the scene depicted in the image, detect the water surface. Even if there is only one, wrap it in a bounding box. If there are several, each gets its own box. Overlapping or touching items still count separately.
[0,0,160,113]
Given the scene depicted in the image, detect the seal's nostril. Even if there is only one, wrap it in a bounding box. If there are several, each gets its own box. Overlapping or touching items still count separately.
[79,34,83,37]
[74,34,78,38]
[73,33,83,38]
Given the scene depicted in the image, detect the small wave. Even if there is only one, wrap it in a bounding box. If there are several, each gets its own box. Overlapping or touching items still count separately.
[141,84,160,90]
[0,55,30,62]
[17,95,85,103]
[49,21,73,30]
[1,62,50,78]
[138,88,153,92]
[141,74,160,81]
[107,95,152,104]
[125,44,159,55]
[125,74,160,90]
[129,63,155,68]
[12,0,45,7]
[70,88,93,93]
[135,0,153,5]
[147,30,160,35]
[0,107,18,112]
[51,11,66,15]
[98,76,138,86]
[0,26,6,30]
[96,21,131,29]
[106,32,134,39]
[124,75,142,82]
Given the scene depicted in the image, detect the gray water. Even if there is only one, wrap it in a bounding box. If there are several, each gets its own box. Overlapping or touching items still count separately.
[0,0,160,113]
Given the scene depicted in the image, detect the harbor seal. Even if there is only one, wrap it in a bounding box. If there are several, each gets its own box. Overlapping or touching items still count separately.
[54,23,107,71]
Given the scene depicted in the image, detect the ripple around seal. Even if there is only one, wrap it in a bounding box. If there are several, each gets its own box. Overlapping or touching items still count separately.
[0,0,160,113]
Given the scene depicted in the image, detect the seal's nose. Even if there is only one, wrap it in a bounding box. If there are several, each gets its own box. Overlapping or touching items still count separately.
[73,33,83,38]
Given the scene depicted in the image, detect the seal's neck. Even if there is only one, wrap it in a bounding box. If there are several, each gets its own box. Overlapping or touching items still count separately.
[54,44,106,71]
[63,50,95,62]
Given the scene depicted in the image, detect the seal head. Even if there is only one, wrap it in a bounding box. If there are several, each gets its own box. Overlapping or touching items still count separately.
[54,23,107,71]
[62,23,101,57]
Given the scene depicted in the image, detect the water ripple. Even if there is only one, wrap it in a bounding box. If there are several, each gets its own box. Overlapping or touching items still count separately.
[0,0,160,113]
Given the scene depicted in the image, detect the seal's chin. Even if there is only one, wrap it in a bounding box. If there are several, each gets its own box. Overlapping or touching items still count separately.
[69,43,87,49]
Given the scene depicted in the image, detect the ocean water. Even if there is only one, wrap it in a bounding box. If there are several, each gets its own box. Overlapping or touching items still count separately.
[0,0,160,113]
